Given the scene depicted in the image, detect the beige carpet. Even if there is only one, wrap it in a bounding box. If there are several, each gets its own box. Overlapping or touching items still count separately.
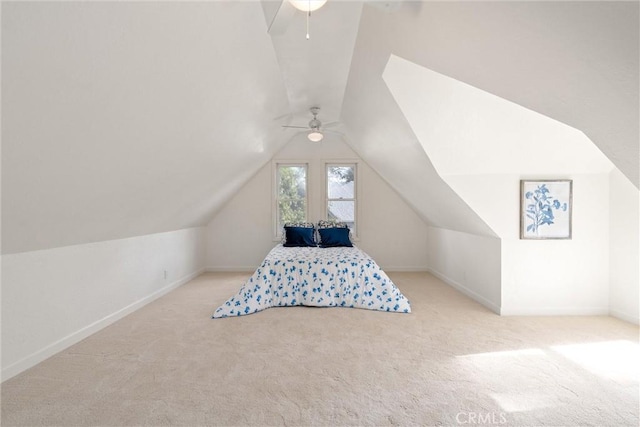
[2,272,638,426]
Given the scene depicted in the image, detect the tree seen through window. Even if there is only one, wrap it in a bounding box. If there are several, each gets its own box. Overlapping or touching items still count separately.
[277,165,307,228]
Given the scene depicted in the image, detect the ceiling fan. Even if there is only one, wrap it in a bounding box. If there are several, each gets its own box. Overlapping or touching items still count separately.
[282,107,339,142]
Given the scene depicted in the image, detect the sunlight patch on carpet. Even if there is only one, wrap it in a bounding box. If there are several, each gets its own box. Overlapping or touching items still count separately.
[456,348,546,360]
[489,392,561,413]
[551,340,640,384]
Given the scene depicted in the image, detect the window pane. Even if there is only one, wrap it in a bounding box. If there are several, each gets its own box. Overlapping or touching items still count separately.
[327,166,354,199]
[279,199,307,227]
[328,200,355,233]
[279,166,307,198]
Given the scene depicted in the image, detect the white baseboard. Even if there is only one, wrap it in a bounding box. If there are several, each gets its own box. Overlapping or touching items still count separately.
[609,309,640,325]
[205,266,256,273]
[427,268,501,314]
[427,268,615,318]
[500,306,609,316]
[1,268,204,382]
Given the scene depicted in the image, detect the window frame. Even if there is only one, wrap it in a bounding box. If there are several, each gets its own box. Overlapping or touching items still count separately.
[324,161,359,239]
[273,161,310,240]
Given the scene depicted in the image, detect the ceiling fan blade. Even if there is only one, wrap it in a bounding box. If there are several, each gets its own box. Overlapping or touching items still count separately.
[282,125,309,129]
[324,129,344,135]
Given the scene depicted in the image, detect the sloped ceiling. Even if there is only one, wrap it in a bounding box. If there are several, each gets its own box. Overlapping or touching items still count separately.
[341,3,496,237]
[384,54,615,237]
[2,2,290,254]
[384,55,615,178]
[341,0,637,236]
[265,0,363,124]
[2,1,637,254]
[346,1,638,186]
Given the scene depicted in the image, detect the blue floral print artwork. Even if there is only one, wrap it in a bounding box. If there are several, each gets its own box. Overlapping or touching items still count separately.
[521,180,572,239]
[525,184,568,233]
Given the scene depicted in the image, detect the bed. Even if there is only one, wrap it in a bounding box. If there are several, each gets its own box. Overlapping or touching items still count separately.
[212,244,411,318]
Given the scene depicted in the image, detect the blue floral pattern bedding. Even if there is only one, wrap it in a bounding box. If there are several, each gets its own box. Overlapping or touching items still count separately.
[212,245,411,318]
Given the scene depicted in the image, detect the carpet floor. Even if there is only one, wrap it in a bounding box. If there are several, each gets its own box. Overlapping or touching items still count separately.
[1,272,638,426]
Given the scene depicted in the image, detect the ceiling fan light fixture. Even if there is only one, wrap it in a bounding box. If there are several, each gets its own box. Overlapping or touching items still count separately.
[289,0,327,12]
[308,130,323,142]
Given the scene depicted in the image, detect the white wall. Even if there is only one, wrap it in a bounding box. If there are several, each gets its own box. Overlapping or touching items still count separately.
[206,134,429,271]
[443,174,611,316]
[385,55,616,317]
[205,163,275,271]
[496,175,610,315]
[609,170,640,324]
[427,227,501,313]
[1,227,206,381]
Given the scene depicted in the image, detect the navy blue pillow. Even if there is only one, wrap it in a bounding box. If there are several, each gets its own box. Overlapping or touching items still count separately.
[283,227,316,247]
[318,227,352,248]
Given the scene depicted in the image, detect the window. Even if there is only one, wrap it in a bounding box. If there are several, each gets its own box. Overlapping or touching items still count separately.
[275,164,308,234]
[326,163,357,235]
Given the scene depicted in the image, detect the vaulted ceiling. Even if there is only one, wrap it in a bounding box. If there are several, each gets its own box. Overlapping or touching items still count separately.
[2,1,638,254]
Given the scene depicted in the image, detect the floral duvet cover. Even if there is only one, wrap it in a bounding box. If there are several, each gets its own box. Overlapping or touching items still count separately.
[212,245,411,318]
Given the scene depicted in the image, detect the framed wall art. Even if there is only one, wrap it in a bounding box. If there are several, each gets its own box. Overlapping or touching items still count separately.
[520,180,572,240]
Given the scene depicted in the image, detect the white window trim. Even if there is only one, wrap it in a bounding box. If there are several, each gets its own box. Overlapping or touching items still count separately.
[323,160,360,240]
[272,160,310,241]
